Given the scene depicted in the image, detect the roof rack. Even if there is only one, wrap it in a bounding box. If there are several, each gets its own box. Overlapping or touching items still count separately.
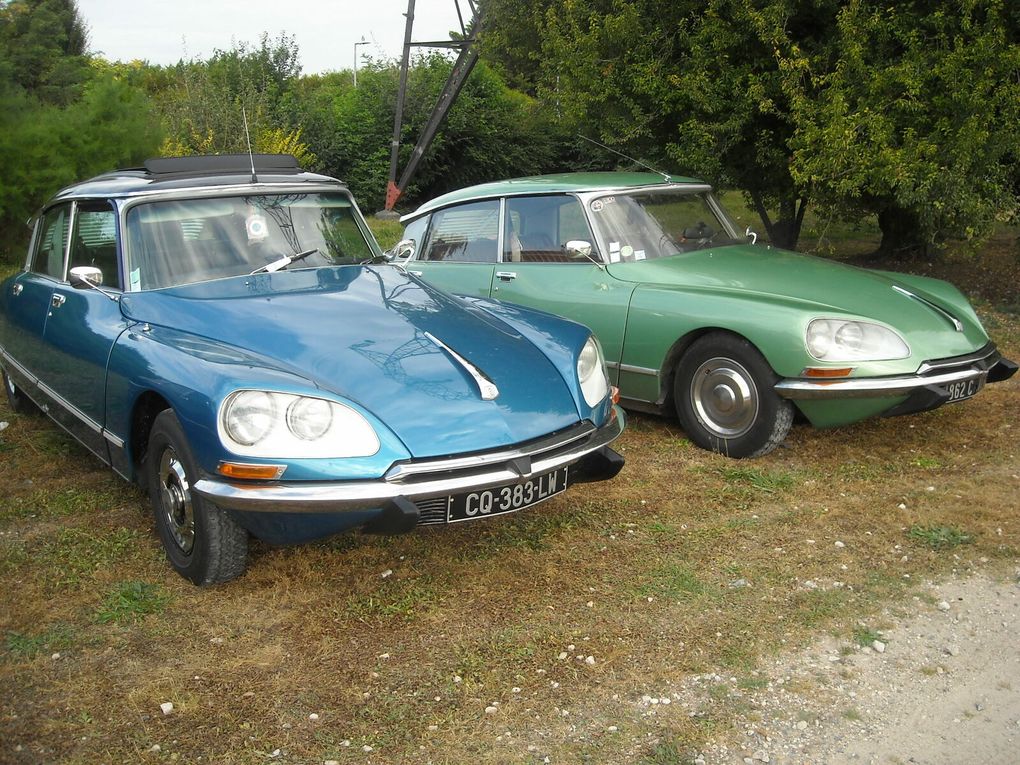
[143,154,301,178]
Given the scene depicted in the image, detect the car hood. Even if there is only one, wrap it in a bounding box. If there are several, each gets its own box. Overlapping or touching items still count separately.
[608,245,988,356]
[118,266,581,458]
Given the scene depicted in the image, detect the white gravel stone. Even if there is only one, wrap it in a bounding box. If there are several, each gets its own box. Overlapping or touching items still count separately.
[485,705,498,714]
[380,569,393,579]
[835,541,846,548]
[796,720,809,730]
[309,713,319,721]
[873,640,886,653]
[159,702,174,716]
[585,656,596,665]
[938,601,951,612]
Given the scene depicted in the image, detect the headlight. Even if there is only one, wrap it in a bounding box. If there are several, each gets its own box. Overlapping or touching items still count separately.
[577,336,610,407]
[219,390,380,458]
[806,319,910,362]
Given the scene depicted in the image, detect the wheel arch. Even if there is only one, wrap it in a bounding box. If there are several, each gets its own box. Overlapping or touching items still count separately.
[130,390,172,487]
[658,327,760,410]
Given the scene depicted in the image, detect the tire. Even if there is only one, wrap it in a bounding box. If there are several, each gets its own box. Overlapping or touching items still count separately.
[3,367,38,414]
[674,333,794,458]
[146,410,249,585]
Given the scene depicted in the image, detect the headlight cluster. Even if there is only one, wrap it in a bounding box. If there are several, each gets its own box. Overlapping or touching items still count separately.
[219,390,380,458]
[806,319,909,362]
[577,336,610,407]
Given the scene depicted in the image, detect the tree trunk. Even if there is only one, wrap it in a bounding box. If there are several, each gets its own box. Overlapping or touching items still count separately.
[876,206,928,260]
[749,192,808,250]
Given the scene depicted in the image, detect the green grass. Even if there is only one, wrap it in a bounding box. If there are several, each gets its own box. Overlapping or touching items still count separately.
[366,217,405,251]
[41,526,147,587]
[908,525,975,551]
[94,581,170,624]
[4,623,77,659]
[852,626,884,647]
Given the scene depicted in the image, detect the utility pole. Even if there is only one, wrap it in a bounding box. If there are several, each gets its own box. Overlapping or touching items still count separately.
[380,0,483,215]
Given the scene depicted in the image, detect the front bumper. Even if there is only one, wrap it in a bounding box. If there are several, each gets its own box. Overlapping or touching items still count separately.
[774,344,1016,403]
[192,408,625,519]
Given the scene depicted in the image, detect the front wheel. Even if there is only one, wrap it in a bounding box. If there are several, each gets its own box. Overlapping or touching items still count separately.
[146,410,249,585]
[674,333,793,458]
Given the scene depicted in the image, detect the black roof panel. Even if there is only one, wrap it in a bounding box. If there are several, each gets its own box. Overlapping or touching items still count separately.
[143,154,300,178]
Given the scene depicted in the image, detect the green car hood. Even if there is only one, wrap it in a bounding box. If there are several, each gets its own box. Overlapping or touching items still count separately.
[607,245,988,360]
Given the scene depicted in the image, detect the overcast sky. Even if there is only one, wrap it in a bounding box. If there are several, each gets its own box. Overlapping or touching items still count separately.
[76,0,468,74]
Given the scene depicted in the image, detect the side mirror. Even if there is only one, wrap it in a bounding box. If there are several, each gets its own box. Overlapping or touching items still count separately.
[564,240,604,269]
[745,226,758,245]
[390,238,416,261]
[69,266,103,289]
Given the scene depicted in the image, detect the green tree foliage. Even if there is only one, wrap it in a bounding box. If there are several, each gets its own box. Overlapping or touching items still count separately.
[486,0,1019,255]
[0,0,89,104]
[296,54,572,212]
[0,0,161,261]
[788,1,1020,256]
[153,34,312,161]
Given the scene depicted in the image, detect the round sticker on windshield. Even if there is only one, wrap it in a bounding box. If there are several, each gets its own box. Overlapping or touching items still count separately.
[590,199,604,213]
[246,213,268,242]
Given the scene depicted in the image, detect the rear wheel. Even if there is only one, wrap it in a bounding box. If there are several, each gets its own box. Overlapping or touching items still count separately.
[146,410,248,585]
[674,333,793,458]
[3,368,37,414]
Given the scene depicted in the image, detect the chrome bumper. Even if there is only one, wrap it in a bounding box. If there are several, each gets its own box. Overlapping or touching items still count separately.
[193,409,625,514]
[774,345,1013,401]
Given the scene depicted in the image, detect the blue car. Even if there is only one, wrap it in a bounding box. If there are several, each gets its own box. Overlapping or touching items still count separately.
[0,155,625,585]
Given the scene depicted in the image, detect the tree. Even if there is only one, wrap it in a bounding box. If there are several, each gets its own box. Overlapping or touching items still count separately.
[485,0,1019,256]
[0,0,89,104]
[788,0,1020,256]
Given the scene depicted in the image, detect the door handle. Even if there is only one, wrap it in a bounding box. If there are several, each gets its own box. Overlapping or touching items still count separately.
[12,284,22,296]
[51,294,65,309]
[495,271,517,282]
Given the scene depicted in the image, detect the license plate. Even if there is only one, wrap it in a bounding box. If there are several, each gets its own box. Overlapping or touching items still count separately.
[943,376,984,403]
[447,467,569,523]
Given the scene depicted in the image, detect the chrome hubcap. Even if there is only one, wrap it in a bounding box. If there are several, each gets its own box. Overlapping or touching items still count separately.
[158,447,194,554]
[690,356,759,438]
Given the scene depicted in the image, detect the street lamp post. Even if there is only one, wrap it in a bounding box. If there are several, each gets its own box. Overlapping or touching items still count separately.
[353,37,368,87]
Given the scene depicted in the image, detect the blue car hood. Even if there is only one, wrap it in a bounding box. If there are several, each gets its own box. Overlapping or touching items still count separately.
[118,266,581,458]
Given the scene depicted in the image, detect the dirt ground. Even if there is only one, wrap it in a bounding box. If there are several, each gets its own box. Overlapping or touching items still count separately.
[694,569,1020,765]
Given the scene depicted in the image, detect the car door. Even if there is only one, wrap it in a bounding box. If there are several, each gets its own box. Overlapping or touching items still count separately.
[488,194,635,383]
[20,200,128,459]
[406,200,499,298]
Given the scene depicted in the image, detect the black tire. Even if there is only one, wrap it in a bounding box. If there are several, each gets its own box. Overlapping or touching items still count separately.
[146,410,249,585]
[3,368,38,414]
[674,333,794,458]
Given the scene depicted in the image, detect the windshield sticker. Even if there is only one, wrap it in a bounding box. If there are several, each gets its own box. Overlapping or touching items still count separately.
[129,268,141,291]
[609,241,620,253]
[245,212,268,243]
[608,249,621,264]
[634,249,646,261]
[590,199,604,213]
[621,245,634,260]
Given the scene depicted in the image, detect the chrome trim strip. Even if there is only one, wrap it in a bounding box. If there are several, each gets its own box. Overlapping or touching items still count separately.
[0,348,38,386]
[916,344,997,374]
[424,331,499,401]
[192,412,625,514]
[775,367,988,400]
[104,430,125,449]
[384,421,595,481]
[36,380,103,434]
[893,285,963,332]
[616,363,658,377]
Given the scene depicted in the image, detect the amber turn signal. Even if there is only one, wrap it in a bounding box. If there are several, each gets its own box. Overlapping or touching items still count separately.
[610,385,621,404]
[217,462,287,480]
[801,367,854,378]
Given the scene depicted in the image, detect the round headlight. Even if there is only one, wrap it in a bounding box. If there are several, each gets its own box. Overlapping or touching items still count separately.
[577,336,609,407]
[806,318,909,362]
[286,397,333,441]
[224,390,276,445]
[834,322,864,352]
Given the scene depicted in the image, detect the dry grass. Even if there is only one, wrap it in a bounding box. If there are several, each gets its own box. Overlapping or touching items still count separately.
[1,257,1018,764]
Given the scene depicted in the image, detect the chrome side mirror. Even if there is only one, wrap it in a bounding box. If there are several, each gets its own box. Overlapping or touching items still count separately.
[69,266,103,288]
[564,240,605,269]
[745,226,758,245]
[390,238,416,261]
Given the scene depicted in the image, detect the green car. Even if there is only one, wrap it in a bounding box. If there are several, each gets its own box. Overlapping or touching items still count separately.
[395,173,1016,458]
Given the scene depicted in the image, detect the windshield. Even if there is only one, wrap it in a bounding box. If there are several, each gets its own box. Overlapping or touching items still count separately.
[125,192,376,290]
[586,190,742,262]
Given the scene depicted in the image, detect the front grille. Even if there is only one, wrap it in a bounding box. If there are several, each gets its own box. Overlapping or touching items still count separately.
[415,497,449,526]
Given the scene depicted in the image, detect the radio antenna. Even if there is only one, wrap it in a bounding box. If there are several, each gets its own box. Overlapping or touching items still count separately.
[242,107,258,183]
[578,134,671,182]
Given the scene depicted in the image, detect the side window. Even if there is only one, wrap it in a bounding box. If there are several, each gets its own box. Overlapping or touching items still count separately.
[504,196,594,263]
[401,215,429,259]
[69,201,121,289]
[30,204,71,278]
[421,201,499,263]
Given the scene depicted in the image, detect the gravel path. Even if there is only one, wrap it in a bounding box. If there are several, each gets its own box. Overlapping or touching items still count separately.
[696,570,1020,765]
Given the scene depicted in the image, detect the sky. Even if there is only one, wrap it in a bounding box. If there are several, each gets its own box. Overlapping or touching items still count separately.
[75,0,470,74]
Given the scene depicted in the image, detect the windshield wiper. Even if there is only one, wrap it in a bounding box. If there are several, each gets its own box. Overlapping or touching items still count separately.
[250,248,319,275]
